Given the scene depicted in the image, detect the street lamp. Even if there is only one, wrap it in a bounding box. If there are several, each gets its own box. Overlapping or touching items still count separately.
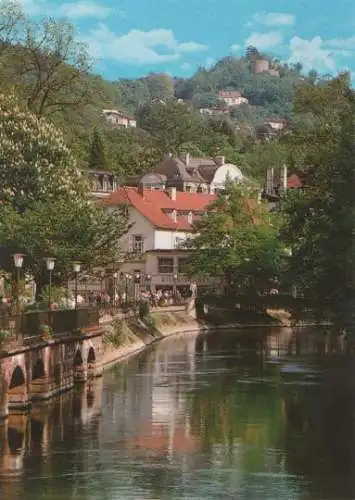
[134,271,141,302]
[73,262,81,309]
[173,273,178,304]
[125,273,132,304]
[12,253,24,318]
[145,273,152,290]
[44,257,55,317]
[113,272,118,307]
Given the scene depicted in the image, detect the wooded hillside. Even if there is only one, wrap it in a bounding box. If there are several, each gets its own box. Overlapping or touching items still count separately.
[0,1,319,180]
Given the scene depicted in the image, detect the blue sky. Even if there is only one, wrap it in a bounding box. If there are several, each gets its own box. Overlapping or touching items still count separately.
[21,0,355,81]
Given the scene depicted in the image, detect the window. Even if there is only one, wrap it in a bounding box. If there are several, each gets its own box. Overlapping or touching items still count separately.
[174,237,184,248]
[178,258,188,273]
[131,234,144,253]
[158,257,174,274]
[187,211,193,224]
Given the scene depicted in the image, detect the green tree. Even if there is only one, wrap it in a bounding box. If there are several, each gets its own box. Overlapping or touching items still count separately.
[88,127,107,170]
[0,200,128,292]
[137,100,206,152]
[0,90,87,211]
[185,183,284,294]
[0,90,128,292]
[0,2,92,116]
[280,73,355,329]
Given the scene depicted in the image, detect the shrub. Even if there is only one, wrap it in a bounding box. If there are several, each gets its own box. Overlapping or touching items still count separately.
[0,330,11,344]
[138,299,150,319]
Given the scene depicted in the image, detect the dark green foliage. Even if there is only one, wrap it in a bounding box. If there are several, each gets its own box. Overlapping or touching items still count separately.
[88,127,106,170]
[280,74,355,329]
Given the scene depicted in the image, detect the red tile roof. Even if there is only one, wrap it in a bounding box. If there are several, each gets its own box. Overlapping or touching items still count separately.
[287,174,302,188]
[102,187,217,230]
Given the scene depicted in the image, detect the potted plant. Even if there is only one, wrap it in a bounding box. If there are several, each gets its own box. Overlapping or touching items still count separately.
[39,323,53,340]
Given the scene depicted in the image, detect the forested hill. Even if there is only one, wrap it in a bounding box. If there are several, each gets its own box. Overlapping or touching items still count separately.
[71,51,309,177]
[0,4,312,182]
[117,53,306,119]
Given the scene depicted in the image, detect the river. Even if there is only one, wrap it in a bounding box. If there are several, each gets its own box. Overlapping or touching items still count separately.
[1,327,355,499]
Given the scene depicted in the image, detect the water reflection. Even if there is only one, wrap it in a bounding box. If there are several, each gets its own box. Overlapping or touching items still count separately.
[0,328,355,499]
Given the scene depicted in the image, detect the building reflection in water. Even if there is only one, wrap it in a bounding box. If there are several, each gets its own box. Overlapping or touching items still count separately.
[0,377,103,498]
[1,327,355,500]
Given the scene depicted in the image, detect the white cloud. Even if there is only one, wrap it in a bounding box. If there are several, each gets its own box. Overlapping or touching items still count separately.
[325,36,355,50]
[245,31,283,50]
[230,43,241,53]
[20,0,122,19]
[58,1,113,19]
[180,62,191,70]
[253,12,296,27]
[80,25,207,64]
[288,36,336,72]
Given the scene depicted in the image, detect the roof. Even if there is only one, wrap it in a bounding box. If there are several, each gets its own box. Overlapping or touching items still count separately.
[219,90,242,98]
[102,109,135,120]
[102,187,217,230]
[288,174,302,188]
[154,157,204,183]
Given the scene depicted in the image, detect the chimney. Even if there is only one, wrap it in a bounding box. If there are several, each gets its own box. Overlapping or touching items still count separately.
[138,182,144,197]
[266,167,274,195]
[280,165,288,191]
[215,155,225,166]
[166,186,177,200]
[180,152,190,166]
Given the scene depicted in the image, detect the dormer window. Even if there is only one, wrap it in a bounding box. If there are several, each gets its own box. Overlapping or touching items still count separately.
[187,211,193,224]
[172,209,177,222]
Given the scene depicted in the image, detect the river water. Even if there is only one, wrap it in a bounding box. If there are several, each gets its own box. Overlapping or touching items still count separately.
[1,327,355,500]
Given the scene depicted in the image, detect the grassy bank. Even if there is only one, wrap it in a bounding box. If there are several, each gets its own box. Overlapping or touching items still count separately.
[99,309,203,369]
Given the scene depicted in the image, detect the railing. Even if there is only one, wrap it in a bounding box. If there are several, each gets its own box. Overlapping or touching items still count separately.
[0,307,100,340]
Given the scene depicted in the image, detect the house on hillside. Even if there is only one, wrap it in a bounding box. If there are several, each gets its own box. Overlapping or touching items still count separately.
[264,116,288,131]
[218,90,248,107]
[102,109,137,128]
[125,153,244,194]
[102,186,217,292]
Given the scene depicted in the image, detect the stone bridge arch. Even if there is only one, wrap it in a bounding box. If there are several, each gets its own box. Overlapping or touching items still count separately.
[7,363,29,412]
[73,345,86,382]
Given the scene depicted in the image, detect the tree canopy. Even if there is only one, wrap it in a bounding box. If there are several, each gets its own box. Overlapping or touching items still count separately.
[280,74,355,328]
[184,183,284,294]
[0,89,128,289]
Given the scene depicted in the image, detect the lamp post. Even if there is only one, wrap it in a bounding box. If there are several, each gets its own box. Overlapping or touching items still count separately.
[12,253,24,316]
[113,272,118,308]
[173,273,178,304]
[73,262,81,310]
[134,271,141,302]
[125,273,132,304]
[12,253,24,340]
[44,257,55,325]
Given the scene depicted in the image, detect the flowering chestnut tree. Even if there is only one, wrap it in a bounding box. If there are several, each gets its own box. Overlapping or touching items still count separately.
[0,90,88,211]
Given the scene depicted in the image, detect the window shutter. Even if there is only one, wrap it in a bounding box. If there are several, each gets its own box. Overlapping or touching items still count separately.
[128,234,133,252]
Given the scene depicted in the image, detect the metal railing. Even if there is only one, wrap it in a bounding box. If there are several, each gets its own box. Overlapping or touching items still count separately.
[0,307,100,340]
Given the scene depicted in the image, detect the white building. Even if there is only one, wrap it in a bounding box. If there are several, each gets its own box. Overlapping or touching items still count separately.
[102,109,137,128]
[102,185,217,292]
[218,90,248,107]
